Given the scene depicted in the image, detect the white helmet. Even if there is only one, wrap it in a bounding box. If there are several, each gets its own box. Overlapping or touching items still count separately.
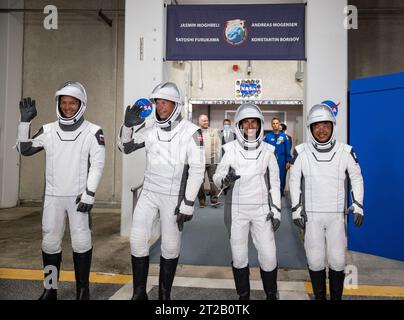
[55,81,87,125]
[234,103,264,149]
[307,104,336,150]
[150,82,184,128]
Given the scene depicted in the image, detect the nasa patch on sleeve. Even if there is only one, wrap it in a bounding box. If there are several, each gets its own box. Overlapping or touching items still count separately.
[95,129,105,146]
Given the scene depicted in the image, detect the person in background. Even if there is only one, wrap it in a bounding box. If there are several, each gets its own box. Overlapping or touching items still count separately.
[197,114,222,208]
[280,123,292,154]
[220,118,236,146]
[264,117,291,196]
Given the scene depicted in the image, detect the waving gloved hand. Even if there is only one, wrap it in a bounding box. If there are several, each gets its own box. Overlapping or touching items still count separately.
[266,210,281,232]
[124,103,145,128]
[174,201,194,232]
[19,97,37,122]
[292,205,307,229]
[76,192,95,213]
[346,205,363,227]
[221,168,241,189]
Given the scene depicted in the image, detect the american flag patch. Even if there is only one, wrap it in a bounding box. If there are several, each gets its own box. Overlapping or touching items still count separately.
[95,129,105,146]
[193,129,204,147]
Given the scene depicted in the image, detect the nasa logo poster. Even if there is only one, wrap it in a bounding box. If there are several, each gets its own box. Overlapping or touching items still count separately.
[235,79,262,99]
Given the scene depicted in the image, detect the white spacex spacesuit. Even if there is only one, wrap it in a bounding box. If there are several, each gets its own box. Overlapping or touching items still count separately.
[16,82,105,300]
[289,104,364,300]
[213,103,281,300]
[118,82,205,300]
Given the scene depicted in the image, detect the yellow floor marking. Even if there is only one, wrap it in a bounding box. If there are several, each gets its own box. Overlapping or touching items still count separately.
[1,268,404,297]
[0,268,131,284]
[304,282,404,297]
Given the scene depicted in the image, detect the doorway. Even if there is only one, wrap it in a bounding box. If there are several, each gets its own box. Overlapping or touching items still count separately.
[157,101,308,269]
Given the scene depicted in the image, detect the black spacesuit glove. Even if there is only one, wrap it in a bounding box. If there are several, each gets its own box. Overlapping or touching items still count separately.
[175,207,193,232]
[222,168,241,189]
[293,207,307,230]
[76,194,93,213]
[346,206,363,227]
[19,97,37,122]
[266,211,281,232]
[124,103,145,127]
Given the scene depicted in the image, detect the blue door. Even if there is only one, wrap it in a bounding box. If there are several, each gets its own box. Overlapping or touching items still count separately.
[349,72,404,261]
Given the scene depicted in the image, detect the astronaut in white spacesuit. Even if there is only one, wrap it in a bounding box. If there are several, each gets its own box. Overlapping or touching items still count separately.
[213,103,281,300]
[118,82,205,300]
[289,104,364,300]
[16,82,106,300]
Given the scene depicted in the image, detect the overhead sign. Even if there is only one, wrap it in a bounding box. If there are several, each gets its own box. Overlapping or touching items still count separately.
[166,4,305,61]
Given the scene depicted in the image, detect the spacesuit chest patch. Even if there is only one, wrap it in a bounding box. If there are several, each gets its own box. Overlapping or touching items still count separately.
[95,129,105,146]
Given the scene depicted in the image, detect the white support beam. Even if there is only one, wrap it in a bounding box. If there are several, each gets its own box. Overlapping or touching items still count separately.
[305,0,348,142]
[0,0,24,208]
[121,0,167,236]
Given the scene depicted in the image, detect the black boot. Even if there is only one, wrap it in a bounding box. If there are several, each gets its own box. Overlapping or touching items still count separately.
[73,248,92,300]
[38,251,62,300]
[232,264,250,300]
[260,267,278,300]
[158,256,179,300]
[329,268,345,300]
[308,269,327,300]
[131,255,149,300]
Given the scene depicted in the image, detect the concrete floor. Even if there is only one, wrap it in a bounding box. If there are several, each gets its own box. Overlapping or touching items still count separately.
[1,204,404,300]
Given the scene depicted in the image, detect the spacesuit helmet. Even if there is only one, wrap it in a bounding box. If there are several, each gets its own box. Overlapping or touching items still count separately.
[234,103,264,149]
[307,104,336,150]
[55,81,87,125]
[150,82,184,128]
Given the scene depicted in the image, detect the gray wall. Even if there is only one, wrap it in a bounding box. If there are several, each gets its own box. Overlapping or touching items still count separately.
[20,0,124,204]
[349,0,404,80]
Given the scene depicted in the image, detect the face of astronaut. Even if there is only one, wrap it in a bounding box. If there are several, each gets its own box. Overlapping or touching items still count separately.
[241,118,259,139]
[60,95,80,118]
[271,118,281,133]
[311,121,333,143]
[155,99,175,120]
